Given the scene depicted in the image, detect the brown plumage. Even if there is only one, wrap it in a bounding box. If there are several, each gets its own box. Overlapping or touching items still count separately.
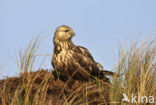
[52,25,113,82]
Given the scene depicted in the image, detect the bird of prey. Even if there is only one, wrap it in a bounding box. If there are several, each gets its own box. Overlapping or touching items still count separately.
[52,25,113,82]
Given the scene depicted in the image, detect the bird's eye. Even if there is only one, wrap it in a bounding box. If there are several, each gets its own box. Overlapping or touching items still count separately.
[64,30,70,32]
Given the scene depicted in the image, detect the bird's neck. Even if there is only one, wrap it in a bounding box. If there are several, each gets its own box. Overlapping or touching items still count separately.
[54,39,75,51]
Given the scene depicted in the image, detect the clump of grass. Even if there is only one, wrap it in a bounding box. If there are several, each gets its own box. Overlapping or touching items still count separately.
[17,35,41,73]
[0,35,55,105]
[110,40,156,105]
[14,36,55,105]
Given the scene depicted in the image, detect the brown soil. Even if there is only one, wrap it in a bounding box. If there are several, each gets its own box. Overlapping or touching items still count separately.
[0,70,111,105]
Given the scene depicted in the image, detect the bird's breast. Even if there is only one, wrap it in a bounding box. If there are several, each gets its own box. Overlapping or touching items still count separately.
[53,49,74,68]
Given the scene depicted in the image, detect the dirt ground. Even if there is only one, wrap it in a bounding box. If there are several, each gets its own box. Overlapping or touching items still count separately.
[0,70,111,105]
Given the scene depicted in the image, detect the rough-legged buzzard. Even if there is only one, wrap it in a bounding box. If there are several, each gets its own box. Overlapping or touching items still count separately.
[52,25,113,82]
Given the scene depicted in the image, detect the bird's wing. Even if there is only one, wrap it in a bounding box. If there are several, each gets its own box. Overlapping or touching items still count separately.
[76,46,104,70]
[77,46,103,69]
[76,46,114,76]
[76,46,95,61]
[71,46,100,74]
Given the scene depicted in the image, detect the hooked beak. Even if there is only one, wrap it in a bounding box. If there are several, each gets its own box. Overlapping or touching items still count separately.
[71,31,75,36]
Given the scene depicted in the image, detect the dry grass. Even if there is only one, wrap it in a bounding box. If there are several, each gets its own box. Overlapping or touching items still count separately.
[0,70,111,105]
[17,35,41,73]
[110,40,156,105]
[0,36,155,105]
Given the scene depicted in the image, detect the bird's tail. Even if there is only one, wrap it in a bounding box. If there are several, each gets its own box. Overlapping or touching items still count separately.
[96,63,115,76]
[101,70,115,76]
[100,70,114,76]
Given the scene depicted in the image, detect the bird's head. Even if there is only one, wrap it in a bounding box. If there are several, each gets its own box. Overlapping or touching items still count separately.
[54,25,75,41]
